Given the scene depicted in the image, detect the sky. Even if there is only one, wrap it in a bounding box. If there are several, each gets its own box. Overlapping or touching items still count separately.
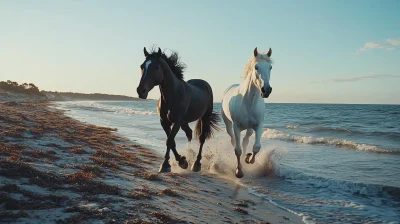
[0,0,399,104]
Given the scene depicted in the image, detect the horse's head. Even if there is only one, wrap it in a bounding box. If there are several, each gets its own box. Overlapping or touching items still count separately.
[136,47,164,99]
[252,47,273,98]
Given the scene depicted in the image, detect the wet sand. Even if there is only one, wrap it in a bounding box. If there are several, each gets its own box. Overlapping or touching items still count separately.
[0,101,302,224]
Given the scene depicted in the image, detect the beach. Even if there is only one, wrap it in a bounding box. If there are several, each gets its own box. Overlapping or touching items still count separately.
[0,101,301,224]
[2,1,399,223]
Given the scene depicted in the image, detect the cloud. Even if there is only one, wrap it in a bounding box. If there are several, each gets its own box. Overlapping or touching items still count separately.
[332,74,400,82]
[386,38,400,47]
[310,74,400,84]
[355,38,400,54]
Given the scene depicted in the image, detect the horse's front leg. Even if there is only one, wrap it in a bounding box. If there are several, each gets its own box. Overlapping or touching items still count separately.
[167,119,188,169]
[242,128,254,159]
[159,119,172,173]
[245,124,262,164]
[233,124,244,178]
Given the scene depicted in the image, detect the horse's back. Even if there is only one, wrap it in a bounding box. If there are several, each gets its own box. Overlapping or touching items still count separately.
[221,84,240,122]
[222,84,240,105]
[187,78,211,88]
[221,84,264,128]
[186,79,214,101]
[223,84,240,96]
[183,79,214,122]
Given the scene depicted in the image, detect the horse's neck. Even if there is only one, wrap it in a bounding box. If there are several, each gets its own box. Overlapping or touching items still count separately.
[159,59,183,105]
[239,72,260,107]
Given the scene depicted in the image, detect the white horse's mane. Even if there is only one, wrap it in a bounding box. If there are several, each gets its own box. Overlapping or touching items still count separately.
[243,52,273,79]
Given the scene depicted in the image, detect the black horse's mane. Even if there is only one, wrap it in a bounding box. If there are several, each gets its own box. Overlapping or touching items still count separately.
[147,46,186,80]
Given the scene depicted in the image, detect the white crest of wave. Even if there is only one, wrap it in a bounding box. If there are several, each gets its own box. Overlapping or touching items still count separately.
[58,101,158,115]
[261,128,391,153]
[285,125,299,129]
[115,108,157,115]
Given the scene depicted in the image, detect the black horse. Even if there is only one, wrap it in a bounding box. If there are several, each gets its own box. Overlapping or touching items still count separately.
[136,47,220,173]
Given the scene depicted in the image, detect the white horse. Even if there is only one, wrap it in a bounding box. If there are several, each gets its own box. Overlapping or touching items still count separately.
[221,47,273,178]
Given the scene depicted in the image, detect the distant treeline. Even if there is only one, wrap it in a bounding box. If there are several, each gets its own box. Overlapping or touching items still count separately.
[43,91,143,101]
[0,80,144,101]
[0,80,44,96]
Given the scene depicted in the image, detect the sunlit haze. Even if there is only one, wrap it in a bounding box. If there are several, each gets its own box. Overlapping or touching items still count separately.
[1,0,399,104]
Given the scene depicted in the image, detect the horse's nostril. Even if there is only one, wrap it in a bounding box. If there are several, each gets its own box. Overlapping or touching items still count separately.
[261,88,266,93]
[137,87,146,96]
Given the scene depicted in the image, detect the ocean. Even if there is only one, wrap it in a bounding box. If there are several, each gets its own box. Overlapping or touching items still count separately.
[53,100,400,224]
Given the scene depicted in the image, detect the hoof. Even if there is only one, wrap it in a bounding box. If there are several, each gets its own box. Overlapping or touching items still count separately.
[235,168,244,178]
[159,162,171,173]
[245,153,256,164]
[245,153,252,164]
[191,161,201,172]
[179,156,188,169]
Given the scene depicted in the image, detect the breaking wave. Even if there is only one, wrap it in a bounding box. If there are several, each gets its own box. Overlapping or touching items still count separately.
[273,165,400,199]
[285,125,299,129]
[306,126,353,133]
[113,108,157,115]
[58,101,158,116]
[261,128,399,154]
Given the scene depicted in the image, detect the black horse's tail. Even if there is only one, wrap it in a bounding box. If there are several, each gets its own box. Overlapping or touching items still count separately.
[195,111,220,141]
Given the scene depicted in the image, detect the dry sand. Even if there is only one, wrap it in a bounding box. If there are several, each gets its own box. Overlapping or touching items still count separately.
[0,101,302,224]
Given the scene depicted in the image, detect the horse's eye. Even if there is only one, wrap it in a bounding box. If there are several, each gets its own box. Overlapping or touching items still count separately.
[270,66,272,70]
[255,65,258,70]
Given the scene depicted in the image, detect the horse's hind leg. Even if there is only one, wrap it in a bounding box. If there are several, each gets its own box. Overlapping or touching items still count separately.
[192,109,219,172]
[242,129,254,158]
[245,125,262,164]
[222,110,235,147]
[181,123,193,150]
[191,127,205,172]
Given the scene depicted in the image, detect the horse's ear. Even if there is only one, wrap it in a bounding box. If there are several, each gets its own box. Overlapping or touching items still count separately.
[267,48,272,57]
[144,47,149,57]
[157,47,162,57]
[254,47,258,57]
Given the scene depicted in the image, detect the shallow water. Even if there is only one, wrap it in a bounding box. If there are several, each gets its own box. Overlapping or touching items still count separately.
[54,101,400,224]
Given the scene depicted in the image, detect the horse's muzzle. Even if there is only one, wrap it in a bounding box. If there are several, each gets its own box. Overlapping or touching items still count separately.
[137,87,148,99]
[261,86,272,98]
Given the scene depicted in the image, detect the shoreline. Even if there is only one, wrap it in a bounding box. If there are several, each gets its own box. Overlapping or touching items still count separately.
[0,101,303,223]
